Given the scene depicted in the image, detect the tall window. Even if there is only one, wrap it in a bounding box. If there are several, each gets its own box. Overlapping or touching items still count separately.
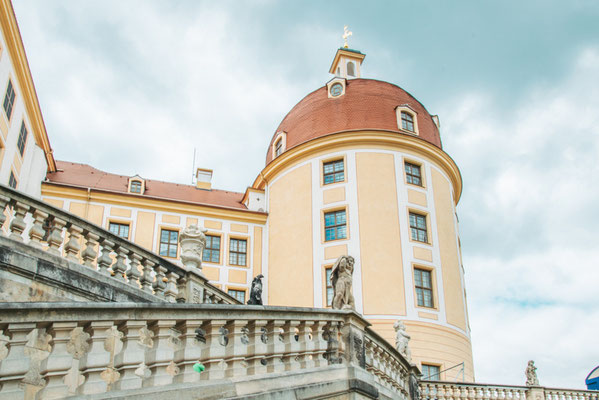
[275,139,283,157]
[109,222,130,239]
[324,210,347,241]
[323,159,344,184]
[229,238,247,266]
[159,229,178,258]
[3,80,15,120]
[130,180,142,193]
[409,212,428,243]
[325,267,334,307]
[8,171,16,188]
[421,364,440,380]
[405,162,422,186]
[228,289,246,303]
[401,111,414,132]
[414,268,434,308]
[203,235,221,263]
[347,61,355,77]
[17,122,27,156]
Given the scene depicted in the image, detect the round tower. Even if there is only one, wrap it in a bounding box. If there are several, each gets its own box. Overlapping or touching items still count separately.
[253,47,474,381]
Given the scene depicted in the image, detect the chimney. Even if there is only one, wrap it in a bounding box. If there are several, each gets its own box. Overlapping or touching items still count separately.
[196,168,213,190]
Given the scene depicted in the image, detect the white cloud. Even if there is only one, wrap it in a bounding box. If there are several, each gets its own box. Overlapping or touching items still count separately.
[442,47,599,388]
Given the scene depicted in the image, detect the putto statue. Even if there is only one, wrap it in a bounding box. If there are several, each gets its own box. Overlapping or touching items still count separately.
[178,224,207,272]
[394,320,412,362]
[525,360,539,386]
[247,274,264,305]
[331,255,355,310]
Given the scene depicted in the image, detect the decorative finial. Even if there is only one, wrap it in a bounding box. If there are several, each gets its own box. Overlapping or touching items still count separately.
[342,25,353,48]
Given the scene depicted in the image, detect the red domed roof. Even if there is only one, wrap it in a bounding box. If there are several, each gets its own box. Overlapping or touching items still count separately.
[266,78,442,165]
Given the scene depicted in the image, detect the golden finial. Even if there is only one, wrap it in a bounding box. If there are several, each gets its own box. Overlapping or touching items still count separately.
[342,25,353,48]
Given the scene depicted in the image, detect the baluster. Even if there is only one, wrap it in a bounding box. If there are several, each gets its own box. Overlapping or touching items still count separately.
[79,321,114,395]
[39,322,78,398]
[97,240,115,276]
[153,266,167,298]
[112,246,128,281]
[266,320,286,374]
[246,320,268,376]
[64,224,83,262]
[0,323,36,396]
[201,320,227,380]
[283,320,301,371]
[28,209,48,248]
[498,387,507,400]
[22,327,54,396]
[476,386,485,400]
[140,259,155,293]
[112,321,146,391]
[437,383,446,400]
[175,320,204,383]
[164,272,179,303]
[296,321,310,369]
[47,217,67,255]
[8,201,29,241]
[468,385,477,400]
[126,252,143,289]
[225,320,249,378]
[81,231,100,268]
[0,194,10,233]
[146,320,179,387]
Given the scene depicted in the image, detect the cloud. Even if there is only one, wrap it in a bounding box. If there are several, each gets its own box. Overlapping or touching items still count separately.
[442,46,599,388]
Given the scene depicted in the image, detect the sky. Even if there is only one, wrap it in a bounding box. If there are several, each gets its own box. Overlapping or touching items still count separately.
[12,0,599,389]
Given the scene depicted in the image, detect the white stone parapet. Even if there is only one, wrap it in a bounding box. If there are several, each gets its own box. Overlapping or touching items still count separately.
[0,303,415,399]
[0,184,236,305]
[419,381,599,400]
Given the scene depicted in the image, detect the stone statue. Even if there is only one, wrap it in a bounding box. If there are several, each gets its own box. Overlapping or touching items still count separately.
[247,274,264,305]
[525,360,539,386]
[178,225,207,272]
[331,255,355,310]
[394,320,411,362]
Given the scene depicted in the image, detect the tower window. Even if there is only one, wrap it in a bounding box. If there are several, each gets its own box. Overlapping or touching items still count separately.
[421,364,440,380]
[409,212,428,242]
[229,238,247,266]
[203,235,221,263]
[17,122,27,156]
[347,61,355,77]
[405,162,422,186]
[3,80,15,120]
[324,210,347,241]
[414,268,434,308]
[323,159,344,184]
[109,222,130,239]
[401,112,415,132]
[159,229,179,258]
[325,267,334,307]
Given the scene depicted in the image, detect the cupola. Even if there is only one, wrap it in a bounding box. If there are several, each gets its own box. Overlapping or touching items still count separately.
[329,26,365,79]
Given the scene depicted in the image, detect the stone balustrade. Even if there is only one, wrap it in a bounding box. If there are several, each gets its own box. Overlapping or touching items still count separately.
[419,381,599,400]
[0,184,236,305]
[0,303,414,399]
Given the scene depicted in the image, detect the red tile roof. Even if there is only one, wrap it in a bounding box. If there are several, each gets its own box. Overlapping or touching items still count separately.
[46,161,249,211]
[265,78,442,165]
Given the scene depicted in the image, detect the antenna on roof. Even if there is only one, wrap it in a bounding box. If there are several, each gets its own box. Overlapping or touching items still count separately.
[191,148,197,185]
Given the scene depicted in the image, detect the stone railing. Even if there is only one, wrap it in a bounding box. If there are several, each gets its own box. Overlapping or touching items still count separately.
[419,381,599,400]
[0,184,236,305]
[0,303,415,399]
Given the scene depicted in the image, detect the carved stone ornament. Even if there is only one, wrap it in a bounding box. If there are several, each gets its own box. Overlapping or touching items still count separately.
[101,367,120,386]
[138,326,155,348]
[178,224,207,272]
[0,330,10,361]
[247,274,264,305]
[166,360,180,377]
[66,327,91,359]
[525,360,539,386]
[135,362,152,379]
[394,320,412,362]
[331,255,355,310]
[23,328,53,387]
[64,365,85,394]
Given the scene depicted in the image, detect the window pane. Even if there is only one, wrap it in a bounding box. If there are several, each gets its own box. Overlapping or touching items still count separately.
[336,225,347,239]
[324,163,334,174]
[325,213,335,227]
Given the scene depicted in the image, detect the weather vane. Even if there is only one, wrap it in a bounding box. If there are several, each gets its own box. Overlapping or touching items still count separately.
[342,25,352,48]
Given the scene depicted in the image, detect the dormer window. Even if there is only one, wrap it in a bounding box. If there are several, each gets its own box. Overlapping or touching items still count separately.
[272,131,286,159]
[396,105,419,135]
[401,112,414,132]
[128,176,145,194]
[130,180,142,193]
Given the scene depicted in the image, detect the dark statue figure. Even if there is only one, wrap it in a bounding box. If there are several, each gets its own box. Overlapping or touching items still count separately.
[247,274,264,305]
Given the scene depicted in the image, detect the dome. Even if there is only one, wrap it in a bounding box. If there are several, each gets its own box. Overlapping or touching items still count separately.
[265,78,442,165]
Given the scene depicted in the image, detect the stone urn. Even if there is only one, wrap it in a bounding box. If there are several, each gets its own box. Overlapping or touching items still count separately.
[178,224,207,273]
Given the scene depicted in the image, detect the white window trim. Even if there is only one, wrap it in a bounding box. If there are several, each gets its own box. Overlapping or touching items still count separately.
[272,131,287,159]
[396,105,419,136]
